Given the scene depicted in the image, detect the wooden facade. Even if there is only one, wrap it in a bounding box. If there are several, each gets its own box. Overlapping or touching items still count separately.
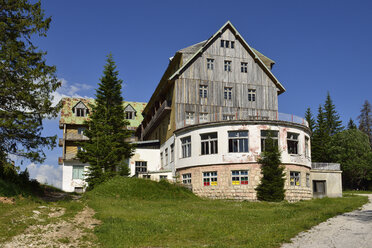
[138,22,283,144]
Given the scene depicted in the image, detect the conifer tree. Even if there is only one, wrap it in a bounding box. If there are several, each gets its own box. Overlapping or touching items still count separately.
[312,106,331,162]
[347,118,357,130]
[304,107,315,133]
[357,100,372,147]
[77,54,134,189]
[256,133,285,202]
[323,92,343,136]
[0,0,61,165]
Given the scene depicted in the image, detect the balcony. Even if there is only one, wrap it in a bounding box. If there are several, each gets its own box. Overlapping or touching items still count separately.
[141,100,171,139]
[64,132,89,141]
[176,111,309,130]
[58,153,79,165]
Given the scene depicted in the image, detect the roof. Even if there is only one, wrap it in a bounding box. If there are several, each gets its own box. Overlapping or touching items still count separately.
[169,21,285,94]
[59,97,147,128]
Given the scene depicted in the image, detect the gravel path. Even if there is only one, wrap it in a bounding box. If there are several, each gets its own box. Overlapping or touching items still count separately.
[282,194,372,248]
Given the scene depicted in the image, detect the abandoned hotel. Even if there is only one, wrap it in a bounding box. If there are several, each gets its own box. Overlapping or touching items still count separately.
[58,21,342,201]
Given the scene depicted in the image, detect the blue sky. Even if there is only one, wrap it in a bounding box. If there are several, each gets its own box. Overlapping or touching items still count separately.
[22,0,372,187]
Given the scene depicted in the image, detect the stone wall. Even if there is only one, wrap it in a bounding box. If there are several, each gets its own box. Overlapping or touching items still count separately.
[177,163,312,201]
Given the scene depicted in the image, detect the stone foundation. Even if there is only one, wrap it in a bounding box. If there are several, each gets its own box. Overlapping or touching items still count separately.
[177,163,312,201]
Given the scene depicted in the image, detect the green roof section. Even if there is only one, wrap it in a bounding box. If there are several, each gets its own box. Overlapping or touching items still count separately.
[59,97,147,129]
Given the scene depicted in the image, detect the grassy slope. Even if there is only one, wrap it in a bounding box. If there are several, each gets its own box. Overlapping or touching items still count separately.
[86,177,368,248]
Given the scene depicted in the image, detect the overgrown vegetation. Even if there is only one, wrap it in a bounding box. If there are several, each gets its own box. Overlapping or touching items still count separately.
[256,134,285,202]
[86,177,368,248]
[77,55,134,190]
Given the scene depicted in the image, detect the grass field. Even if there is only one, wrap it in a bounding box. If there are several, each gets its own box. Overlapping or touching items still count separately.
[86,177,368,248]
[343,190,372,195]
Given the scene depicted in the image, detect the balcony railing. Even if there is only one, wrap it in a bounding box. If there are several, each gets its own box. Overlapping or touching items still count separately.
[141,100,171,139]
[176,111,309,130]
[63,133,89,141]
[312,163,341,170]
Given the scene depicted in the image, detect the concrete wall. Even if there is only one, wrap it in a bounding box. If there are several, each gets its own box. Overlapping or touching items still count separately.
[311,169,342,198]
[61,161,89,192]
[129,148,161,177]
[175,122,311,170]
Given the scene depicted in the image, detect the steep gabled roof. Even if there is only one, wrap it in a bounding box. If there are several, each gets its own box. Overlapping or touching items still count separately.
[169,21,285,94]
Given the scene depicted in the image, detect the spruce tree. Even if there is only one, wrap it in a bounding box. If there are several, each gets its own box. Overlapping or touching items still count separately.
[347,118,357,130]
[256,133,285,202]
[357,100,372,147]
[304,107,315,133]
[0,0,61,165]
[312,106,331,162]
[77,54,134,189]
[323,92,343,136]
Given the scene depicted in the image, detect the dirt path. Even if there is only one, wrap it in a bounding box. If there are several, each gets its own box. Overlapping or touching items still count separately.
[282,194,372,248]
[1,206,100,248]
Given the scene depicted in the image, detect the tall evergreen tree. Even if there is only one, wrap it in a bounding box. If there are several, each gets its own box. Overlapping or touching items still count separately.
[323,92,343,136]
[0,0,61,165]
[312,105,331,162]
[357,100,372,147]
[304,107,315,133]
[77,54,134,189]
[347,118,357,130]
[256,133,285,202]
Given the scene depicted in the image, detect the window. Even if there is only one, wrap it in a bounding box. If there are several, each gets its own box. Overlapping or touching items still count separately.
[199,113,208,123]
[248,89,256,102]
[207,58,214,70]
[287,132,299,154]
[160,175,168,180]
[261,130,279,152]
[76,108,86,117]
[225,40,230,48]
[305,136,310,158]
[165,148,168,165]
[182,173,192,184]
[220,40,235,49]
[181,136,191,158]
[224,87,232,100]
[72,166,84,179]
[77,127,86,135]
[220,40,224,48]
[199,85,208,98]
[185,112,194,125]
[170,144,174,162]
[143,175,151,179]
[241,62,248,73]
[224,60,232,72]
[200,132,218,155]
[229,131,249,153]
[223,114,235,121]
[232,170,248,185]
[203,171,217,186]
[125,111,135,120]
[160,152,163,167]
[306,173,310,187]
[231,41,235,48]
[135,161,147,173]
[290,171,301,186]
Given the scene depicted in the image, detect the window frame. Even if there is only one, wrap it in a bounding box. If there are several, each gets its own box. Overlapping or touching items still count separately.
[200,132,218,155]
[207,58,214,70]
[305,136,310,158]
[290,171,301,186]
[232,170,249,185]
[306,173,310,187]
[199,113,208,123]
[287,132,299,155]
[228,131,249,153]
[199,85,208,98]
[181,136,192,158]
[224,60,232,72]
[72,165,84,180]
[241,62,248,73]
[76,108,86,117]
[223,114,235,121]
[135,161,147,173]
[203,171,217,186]
[182,173,192,184]
[248,89,256,102]
[165,148,168,165]
[170,144,174,163]
[260,130,279,152]
[160,175,168,180]
[185,112,195,125]
[224,87,232,100]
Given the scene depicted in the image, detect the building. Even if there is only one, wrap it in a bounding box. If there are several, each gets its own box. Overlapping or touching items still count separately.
[135,21,342,201]
[58,97,147,192]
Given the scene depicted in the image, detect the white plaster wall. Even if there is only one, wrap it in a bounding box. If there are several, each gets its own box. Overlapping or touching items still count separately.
[175,123,311,170]
[62,161,89,192]
[129,148,160,176]
[311,170,343,197]
[159,135,175,172]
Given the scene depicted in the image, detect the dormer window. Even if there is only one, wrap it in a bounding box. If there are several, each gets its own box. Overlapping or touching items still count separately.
[72,101,89,117]
[124,104,136,120]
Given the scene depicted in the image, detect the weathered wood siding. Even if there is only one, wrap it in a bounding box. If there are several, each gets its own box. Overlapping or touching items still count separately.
[175,28,279,126]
